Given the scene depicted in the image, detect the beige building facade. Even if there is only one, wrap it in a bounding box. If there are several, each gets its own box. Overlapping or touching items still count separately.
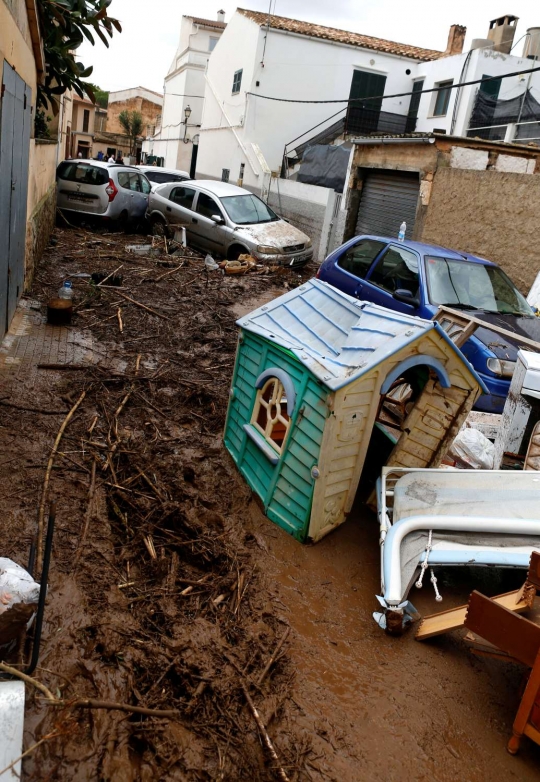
[0,0,59,338]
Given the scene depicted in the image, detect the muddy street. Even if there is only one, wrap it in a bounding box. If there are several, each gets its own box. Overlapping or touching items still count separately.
[0,226,539,780]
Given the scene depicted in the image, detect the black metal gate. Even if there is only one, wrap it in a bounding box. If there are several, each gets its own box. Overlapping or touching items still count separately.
[355,170,420,240]
[0,62,32,340]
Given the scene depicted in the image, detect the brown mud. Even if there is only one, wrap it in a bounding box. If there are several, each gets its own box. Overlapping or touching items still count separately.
[0,226,538,780]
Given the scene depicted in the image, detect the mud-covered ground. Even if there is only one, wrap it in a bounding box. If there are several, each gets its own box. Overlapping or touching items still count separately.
[1,226,539,781]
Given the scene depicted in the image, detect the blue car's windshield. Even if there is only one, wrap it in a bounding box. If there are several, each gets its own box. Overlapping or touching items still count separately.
[425,256,533,316]
[220,194,279,225]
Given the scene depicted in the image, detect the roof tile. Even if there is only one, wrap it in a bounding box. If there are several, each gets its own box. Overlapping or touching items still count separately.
[238,9,441,62]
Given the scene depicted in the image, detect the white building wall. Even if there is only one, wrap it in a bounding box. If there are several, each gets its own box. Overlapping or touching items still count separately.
[197,11,426,183]
[142,16,224,172]
[415,46,540,137]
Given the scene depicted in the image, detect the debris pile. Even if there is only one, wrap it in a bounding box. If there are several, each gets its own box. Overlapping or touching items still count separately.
[4,227,314,780]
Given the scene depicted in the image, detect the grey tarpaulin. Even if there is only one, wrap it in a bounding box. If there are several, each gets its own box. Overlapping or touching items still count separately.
[469,89,540,128]
[297,144,350,192]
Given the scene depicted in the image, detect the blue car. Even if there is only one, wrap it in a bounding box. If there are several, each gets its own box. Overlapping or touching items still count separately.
[317,235,540,413]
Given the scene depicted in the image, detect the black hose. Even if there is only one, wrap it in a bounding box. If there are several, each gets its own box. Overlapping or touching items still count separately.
[25,502,56,675]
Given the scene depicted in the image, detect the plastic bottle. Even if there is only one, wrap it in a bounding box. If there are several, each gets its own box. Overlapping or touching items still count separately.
[47,281,73,325]
[58,281,73,300]
[398,222,406,242]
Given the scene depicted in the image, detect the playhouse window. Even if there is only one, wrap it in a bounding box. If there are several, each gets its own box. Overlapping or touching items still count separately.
[252,378,291,453]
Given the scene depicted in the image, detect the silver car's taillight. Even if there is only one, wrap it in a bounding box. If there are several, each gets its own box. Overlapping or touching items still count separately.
[105,179,118,202]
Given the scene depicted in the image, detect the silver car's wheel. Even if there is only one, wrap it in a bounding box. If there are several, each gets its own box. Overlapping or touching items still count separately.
[150,215,169,238]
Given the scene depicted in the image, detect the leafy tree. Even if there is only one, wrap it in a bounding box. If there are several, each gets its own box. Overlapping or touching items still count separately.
[118,110,143,155]
[36,0,122,112]
[87,83,109,108]
[35,109,52,138]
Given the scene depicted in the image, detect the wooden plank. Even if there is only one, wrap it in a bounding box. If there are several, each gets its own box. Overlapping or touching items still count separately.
[527,551,540,591]
[436,306,540,353]
[464,591,540,667]
[415,586,535,641]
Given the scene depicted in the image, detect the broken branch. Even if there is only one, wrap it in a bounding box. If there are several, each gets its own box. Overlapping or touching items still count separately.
[240,682,291,782]
[37,391,86,574]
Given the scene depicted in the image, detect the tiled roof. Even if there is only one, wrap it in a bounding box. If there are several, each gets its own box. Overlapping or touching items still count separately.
[185,15,226,30]
[238,9,441,62]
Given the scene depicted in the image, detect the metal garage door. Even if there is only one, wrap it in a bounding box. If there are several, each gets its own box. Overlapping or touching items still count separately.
[355,170,420,241]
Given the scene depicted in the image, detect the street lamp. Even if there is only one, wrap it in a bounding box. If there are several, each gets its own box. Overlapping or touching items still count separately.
[183,105,192,142]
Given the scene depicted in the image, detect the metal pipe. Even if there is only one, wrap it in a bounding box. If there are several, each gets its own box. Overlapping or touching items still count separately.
[382,515,540,605]
[352,137,436,146]
[25,503,56,675]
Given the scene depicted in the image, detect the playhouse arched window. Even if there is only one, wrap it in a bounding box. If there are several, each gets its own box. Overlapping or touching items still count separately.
[252,377,291,452]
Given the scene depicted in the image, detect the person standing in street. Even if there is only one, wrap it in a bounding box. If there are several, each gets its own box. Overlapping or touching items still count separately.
[108,153,115,163]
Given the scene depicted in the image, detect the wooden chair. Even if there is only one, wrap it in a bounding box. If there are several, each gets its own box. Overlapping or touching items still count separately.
[464,551,540,754]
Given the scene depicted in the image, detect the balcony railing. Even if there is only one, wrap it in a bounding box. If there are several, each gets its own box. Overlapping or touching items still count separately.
[344,104,412,136]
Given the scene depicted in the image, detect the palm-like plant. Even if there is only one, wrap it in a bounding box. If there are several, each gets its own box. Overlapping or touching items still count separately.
[118,111,143,156]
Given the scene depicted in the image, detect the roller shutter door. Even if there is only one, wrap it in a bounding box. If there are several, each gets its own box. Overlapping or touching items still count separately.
[355,170,420,240]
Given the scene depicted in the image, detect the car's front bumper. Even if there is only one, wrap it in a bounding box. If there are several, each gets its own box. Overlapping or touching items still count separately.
[255,249,313,268]
[473,371,510,413]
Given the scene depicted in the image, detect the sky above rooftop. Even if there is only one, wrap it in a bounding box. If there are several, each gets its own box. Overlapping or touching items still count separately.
[80,0,539,94]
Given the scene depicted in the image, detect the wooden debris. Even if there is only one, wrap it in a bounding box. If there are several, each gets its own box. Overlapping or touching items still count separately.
[241,682,291,782]
[415,585,536,640]
[36,391,86,574]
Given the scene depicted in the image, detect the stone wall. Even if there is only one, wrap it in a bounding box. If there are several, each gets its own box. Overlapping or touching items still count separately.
[107,96,162,137]
[421,167,540,294]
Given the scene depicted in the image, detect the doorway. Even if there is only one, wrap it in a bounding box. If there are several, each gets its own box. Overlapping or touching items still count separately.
[0,62,32,340]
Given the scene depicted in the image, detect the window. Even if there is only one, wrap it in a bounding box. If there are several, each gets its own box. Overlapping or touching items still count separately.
[232,69,243,95]
[170,185,196,210]
[57,162,109,186]
[405,80,424,133]
[480,74,501,99]
[209,36,219,52]
[118,171,139,191]
[83,109,90,133]
[337,239,386,279]
[348,70,387,134]
[196,192,221,219]
[425,256,533,316]
[369,245,420,297]
[433,80,453,117]
[140,175,151,194]
[146,171,186,184]
[252,378,291,454]
[221,194,278,225]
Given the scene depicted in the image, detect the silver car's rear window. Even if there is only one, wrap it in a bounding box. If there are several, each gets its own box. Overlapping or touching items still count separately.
[57,162,109,186]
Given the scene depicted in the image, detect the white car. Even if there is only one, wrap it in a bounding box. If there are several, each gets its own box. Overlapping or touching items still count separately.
[137,165,190,191]
[147,180,313,267]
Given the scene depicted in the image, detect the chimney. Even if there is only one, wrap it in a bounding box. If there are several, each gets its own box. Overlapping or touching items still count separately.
[487,14,518,54]
[445,24,467,56]
[217,9,225,23]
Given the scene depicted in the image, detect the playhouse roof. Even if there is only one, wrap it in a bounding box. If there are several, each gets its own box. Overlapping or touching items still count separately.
[237,279,482,391]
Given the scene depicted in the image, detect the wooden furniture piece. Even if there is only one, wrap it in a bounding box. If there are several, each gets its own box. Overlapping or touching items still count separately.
[415,586,535,640]
[433,306,540,352]
[463,551,540,755]
[417,551,540,641]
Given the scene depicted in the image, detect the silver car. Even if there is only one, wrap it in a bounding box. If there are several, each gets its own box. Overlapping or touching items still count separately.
[147,180,313,267]
[137,165,190,191]
[56,160,152,224]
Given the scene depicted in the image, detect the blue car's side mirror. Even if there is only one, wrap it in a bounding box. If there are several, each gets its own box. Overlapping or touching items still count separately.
[393,288,419,307]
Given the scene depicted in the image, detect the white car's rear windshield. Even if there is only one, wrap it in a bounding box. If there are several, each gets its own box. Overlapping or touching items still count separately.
[57,162,109,186]
[220,194,278,225]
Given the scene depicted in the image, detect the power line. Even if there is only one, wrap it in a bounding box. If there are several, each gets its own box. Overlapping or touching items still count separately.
[246,65,540,105]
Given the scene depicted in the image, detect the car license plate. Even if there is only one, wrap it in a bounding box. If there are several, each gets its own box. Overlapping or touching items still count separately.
[68,193,92,202]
